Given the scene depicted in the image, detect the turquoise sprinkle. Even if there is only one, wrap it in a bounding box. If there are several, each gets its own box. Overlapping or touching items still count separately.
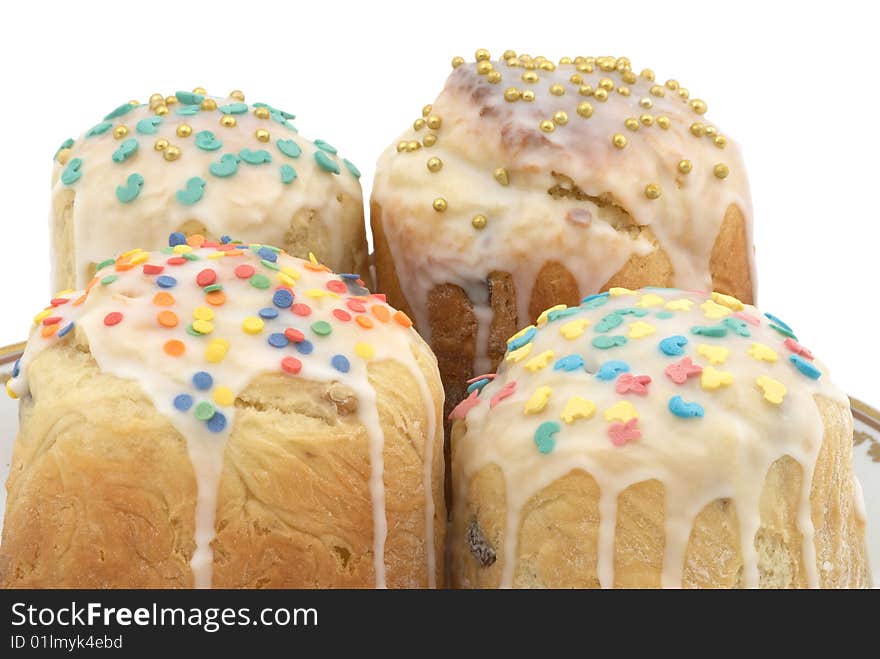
[668,396,705,419]
[770,323,798,340]
[656,311,674,320]
[86,121,112,137]
[111,138,138,163]
[595,312,623,333]
[790,354,821,380]
[343,158,361,178]
[314,139,337,154]
[54,138,74,159]
[61,158,83,185]
[270,110,297,131]
[176,177,206,205]
[277,138,302,158]
[240,148,271,165]
[280,164,297,184]
[581,292,610,309]
[659,335,688,356]
[534,421,560,454]
[219,102,248,115]
[314,150,340,174]
[104,102,135,120]
[195,130,222,151]
[691,324,728,338]
[547,307,580,322]
[176,104,201,116]
[592,335,628,349]
[136,117,162,134]
[507,326,536,351]
[175,91,204,105]
[722,316,751,337]
[116,173,144,203]
[466,378,491,394]
[209,154,240,177]
[597,360,630,380]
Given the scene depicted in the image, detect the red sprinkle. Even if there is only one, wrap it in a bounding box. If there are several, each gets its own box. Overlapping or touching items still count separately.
[292,303,312,316]
[284,328,305,343]
[104,312,123,326]
[50,298,70,307]
[235,264,255,279]
[166,257,187,266]
[734,311,761,327]
[784,338,814,361]
[42,316,62,326]
[196,268,217,287]
[216,244,235,251]
[449,390,481,421]
[346,299,366,313]
[326,280,347,294]
[332,309,352,322]
[281,356,302,375]
[143,264,164,275]
[372,293,387,302]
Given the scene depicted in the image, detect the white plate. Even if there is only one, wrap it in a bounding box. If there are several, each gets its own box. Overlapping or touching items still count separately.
[1,342,877,587]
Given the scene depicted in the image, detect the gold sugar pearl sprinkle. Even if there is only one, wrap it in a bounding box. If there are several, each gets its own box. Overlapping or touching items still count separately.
[254,107,270,119]
[598,77,614,91]
[255,129,270,142]
[570,74,583,85]
[645,184,662,199]
[640,114,654,126]
[521,90,535,102]
[678,88,690,100]
[625,118,640,131]
[220,116,237,128]
[422,104,433,117]
[665,79,680,91]
[494,167,510,186]
[452,56,465,68]
[579,85,594,96]
[690,99,708,115]
[427,157,443,172]
[714,163,730,179]
[433,198,448,212]
[201,98,217,111]
[56,148,71,165]
[230,90,245,101]
[154,138,169,151]
[503,49,517,60]
[550,83,565,96]
[704,125,717,137]
[475,48,491,61]
[639,97,653,109]
[193,87,207,95]
[113,126,128,139]
[177,124,193,138]
[554,111,568,125]
[714,135,727,148]
[423,134,437,147]
[149,93,164,107]
[641,69,655,81]
[577,102,593,118]
[407,141,421,151]
[617,86,631,96]
[163,145,181,162]
[594,88,608,102]
[487,71,502,83]
[472,214,488,230]
[650,85,665,97]
[414,118,426,131]
[559,56,572,65]
[426,115,442,130]
[504,87,521,102]
[155,105,169,116]
[540,61,555,71]
[622,71,637,84]
[690,122,705,137]
[396,141,408,153]
[678,159,693,174]
[164,96,178,105]
[612,133,628,149]
[540,120,556,133]
[522,71,538,83]
[656,116,671,129]
[477,60,493,75]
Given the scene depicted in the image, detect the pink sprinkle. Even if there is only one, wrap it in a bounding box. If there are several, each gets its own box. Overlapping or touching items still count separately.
[326,280,347,294]
[609,418,641,446]
[490,381,517,409]
[42,316,62,326]
[333,309,352,322]
[50,297,70,307]
[347,299,366,313]
[372,293,387,302]
[784,338,814,360]
[616,373,651,395]
[734,311,761,326]
[665,357,703,384]
[235,264,255,279]
[104,312,123,327]
[143,264,164,275]
[166,257,186,266]
[466,373,497,384]
[449,390,481,421]
[291,303,312,317]
[284,328,305,343]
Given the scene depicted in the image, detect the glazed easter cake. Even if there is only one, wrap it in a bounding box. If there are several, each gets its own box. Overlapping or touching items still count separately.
[372,51,755,429]
[1,236,444,588]
[52,88,366,291]
[450,287,870,588]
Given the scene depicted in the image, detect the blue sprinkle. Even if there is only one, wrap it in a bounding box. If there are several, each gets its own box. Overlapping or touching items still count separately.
[57,322,74,338]
[192,371,213,390]
[331,354,350,373]
[272,289,294,308]
[765,312,792,332]
[156,275,177,289]
[206,411,227,433]
[268,332,289,348]
[258,246,277,262]
[507,326,537,351]
[466,378,491,394]
[173,394,194,412]
[339,273,361,280]
[168,232,186,247]
[547,307,580,322]
[616,307,649,317]
[669,396,705,419]
[259,307,279,320]
[534,421,560,454]
[554,354,585,372]
[581,292,610,309]
[722,317,751,337]
[12,359,20,378]
[659,335,688,356]
[220,235,232,244]
[790,354,821,380]
[656,311,674,320]
[295,339,314,355]
[597,360,630,380]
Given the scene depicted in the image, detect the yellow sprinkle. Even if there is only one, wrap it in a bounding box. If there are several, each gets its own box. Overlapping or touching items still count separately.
[701,366,734,390]
[355,342,375,360]
[710,291,744,311]
[536,304,566,326]
[121,247,143,258]
[308,252,319,265]
[192,319,214,334]
[172,244,193,254]
[33,308,52,324]
[205,339,229,363]
[507,324,536,344]
[665,299,694,311]
[560,318,590,340]
[604,400,638,423]
[636,293,664,308]
[748,343,778,363]
[561,396,595,424]
[524,350,554,372]
[628,321,656,339]
[277,272,296,287]
[757,375,787,405]
[208,251,225,260]
[281,266,301,280]
[506,343,533,363]
[305,288,326,298]
[697,344,729,365]
[700,299,732,319]
[130,251,149,266]
[6,381,18,399]
[609,287,637,297]
[242,316,264,334]
[213,386,234,407]
[53,289,75,298]
[193,306,215,321]
[524,386,552,414]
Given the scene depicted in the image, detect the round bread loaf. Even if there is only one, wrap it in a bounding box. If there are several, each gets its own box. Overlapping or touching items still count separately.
[449,287,869,588]
[2,238,443,588]
[51,89,367,291]
[372,51,755,434]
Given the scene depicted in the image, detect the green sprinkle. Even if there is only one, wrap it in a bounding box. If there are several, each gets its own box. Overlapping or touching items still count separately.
[311,320,332,336]
[314,139,337,154]
[203,284,224,293]
[111,138,138,163]
[261,259,280,271]
[249,274,271,289]
[209,153,239,177]
[276,139,301,158]
[194,401,216,421]
[314,150,340,174]
[136,117,162,134]
[195,130,222,151]
[592,335,628,349]
[219,102,248,115]
[343,159,361,178]
[176,177,206,206]
[54,138,74,160]
[61,158,83,185]
[161,247,175,254]
[175,91,204,105]
[104,102,136,120]
[100,274,118,285]
[186,324,204,337]
[116,173,144,203]
[722,317,751,337]
[176,104,201,116]
[262,244,281,253]
[96,258,116,271]
[691,324,728,338]
[182,253,200,261]
[86,121,112,137]
[769,323,797,340]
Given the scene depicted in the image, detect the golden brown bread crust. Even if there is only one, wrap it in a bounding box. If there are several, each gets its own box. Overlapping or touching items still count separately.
[1,339,445,588]
[450,395,870,588]
[710,204,754,305]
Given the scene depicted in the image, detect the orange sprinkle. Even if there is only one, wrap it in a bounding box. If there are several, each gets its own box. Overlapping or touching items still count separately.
[41,324,59,338]
[224,249,244,257]
[205,290,227,306]
[72,293,88,306]
[303,262,324,272]
[115,261,135,271]
[187,234,206,248]
[393,310,413,328]
[164,339,185,357]
[356,315,374,329]
[157,310,179,328]
[371,305,391,323]
[85,277,99,293]
[153,292,175,307]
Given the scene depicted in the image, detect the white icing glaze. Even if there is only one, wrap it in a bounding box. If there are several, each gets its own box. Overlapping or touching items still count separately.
[52,92,363,290]
[372,54,755,376]
[9,242,439,588]
[451,287,850,588]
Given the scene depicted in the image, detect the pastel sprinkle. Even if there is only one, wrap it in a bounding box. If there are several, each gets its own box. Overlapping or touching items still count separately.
[315,139,337,154]
[87,121,113,137]
[206,412,227,433]
[213,386,234,407]
[173,394,193,412]
[596,360,630,381]
[101,274,118,286]
[331,355,351,373]
[665,357,703,384]
[449,390,481,420]
[175,90,204,105]
[219,102,248,114]
[735,311,761,326]
[534,421,560,454]
[615,373,652,395]
[249,274,271,289]
[268,333,288,348]
[757,376,787,404]
[490,381,517,408]
[258,307,279,320]
[240,148,272,165]
[561,396,596,424]
[784,338,814,360]
[769,323,797,340]
[609,287,637,297]
[314,150,340,174]
[176,177,206,206]
[164,339,185,357]
[668,396,704,419]
[722,317,751,337]
[701,299,733,319]
[711,292,744,311]
[697,344,729,365]
[604,400,638,423]
[595,313,623,333]
[560,318,590,339]
[235,264,255,278]
[116,173,144,203]
[104,312,123,326]
[701,366,734,390]
[537,304,567,326]
[637,293,664,307]
[608,418,641,446]
[764,313,793,332]
[355,342,375,359]
[137,117,163,134]
[280,164,297,184]
[553,354,585,372]
[105,103,135,120]
[192,371,213,390]
[656,311,674,320]
[281,356,302,374]
[195,130,222,151]
[196,268,217,287]
[242,316,264,334]
[592,335,627,350]
[748,343,778,363]
[691,324,728,338]
[581,293,609,309]
[61,158,83,185]
[790,354,821,379]
[157,275,177,288]
[665,299,693,311]
[111,138,138,163]
[343,159,361,178]
[524,386,552,414]
[168,232,187,247]
[524,350,554,372]
[273,289,294,308]
[659,335,688,356]
[209,154,240,177]
[628,321,656,339]
[507,325,537,351]
[277,139,302,158]
[311,320,332,336]
[194,401,216,421]
[295,340,314,355]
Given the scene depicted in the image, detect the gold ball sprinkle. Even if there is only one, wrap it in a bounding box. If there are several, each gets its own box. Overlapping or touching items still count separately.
[423,134,437,147]
[540,120,556,133]
[678,159,693,174]
[472,214,488,229]
[570,74,583,85]
[254,107,270,119]
[503,49,517,60]
[193,87,207,95]
[678,88,690,100]
[163,145,181,162]
[645,184,662,199]
[553,111,568,125]
[201,98,218,111]
[426,115,442,130]
[704,125,717,137]
[427,157,442,172]
[475,48,491,62]
[477,60,493,75]
[396,141,408,152]
[255,128,270,142]
[539,61,555,72]
[407,140,421,151]
[220,115,237,128]
[149,93,164,106]
[625,118,640,131]
[422,104,433,117]
[579,85,594,97]
[577,102,593,118]
[594,88,608,102]
[617,86,631,96]
[665,79,680,91]
[230,90,245,101]
[522,71,538,83]
[164,96,178,105]
[714,135,727,149]
[639,97,653,109]
[494,167,510,186]
[598,77,614,91]
[690,99,708,115]
[452,56,465,68]
[640,68,655,81]
[656,116,671,130]
[155,105,169,116]
[413,118,426,131]
[487,70,502,84]
[640,114,654,126]
[177,124,193,138]
[521,90,535,102]
[714,163,730,179]
[550,83,565,96]
[504,87,521,102]
[690,122,705,137]
[433,198,448,212]
[622,71,637,84]
[56,148,71,165]
[113,125,128,139]
[649,85,665,97]
[612,133,628,149]
[154,138,169,152]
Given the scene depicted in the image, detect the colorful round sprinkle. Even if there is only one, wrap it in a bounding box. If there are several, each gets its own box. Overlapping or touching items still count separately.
[331,354,350,373]
[192,371,213,390]
[174,394,194,412]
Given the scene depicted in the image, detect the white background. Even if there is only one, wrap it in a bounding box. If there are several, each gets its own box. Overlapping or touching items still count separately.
[0,1,877,401]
